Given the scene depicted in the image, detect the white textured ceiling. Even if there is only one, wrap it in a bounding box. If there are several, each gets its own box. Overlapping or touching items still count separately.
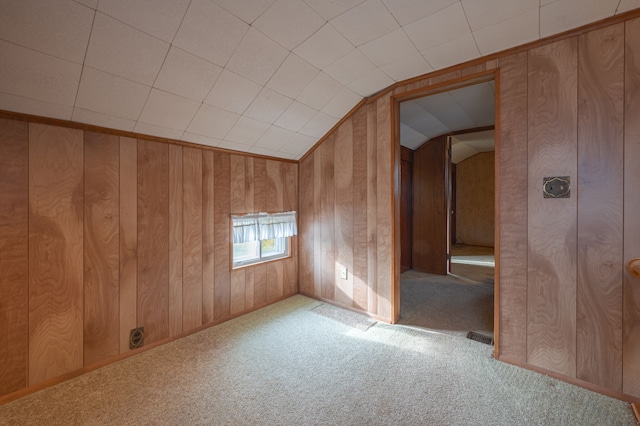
[400,81,495,150]
[0,0,638,160]
[451,129,495,164]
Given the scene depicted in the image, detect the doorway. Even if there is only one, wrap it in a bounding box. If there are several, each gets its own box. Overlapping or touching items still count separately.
[394,75,497,341]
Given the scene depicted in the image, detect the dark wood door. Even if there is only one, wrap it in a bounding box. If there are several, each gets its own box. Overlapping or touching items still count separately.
[400,147,413,272]
[412,135,449,275]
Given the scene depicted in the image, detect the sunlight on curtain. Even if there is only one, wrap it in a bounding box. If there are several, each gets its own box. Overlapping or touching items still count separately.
[231,212,297,243]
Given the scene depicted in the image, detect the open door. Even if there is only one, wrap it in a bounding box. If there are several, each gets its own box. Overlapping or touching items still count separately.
[412,134,450,275]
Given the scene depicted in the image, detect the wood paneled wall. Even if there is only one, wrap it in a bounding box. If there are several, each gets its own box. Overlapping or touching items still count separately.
[299,103,392,319]
[300,15,640,401]
[1,9,639,405]
[497,20,639,399]
[455,152,495,247]
[0,119,298,398]
[624,17,640,399]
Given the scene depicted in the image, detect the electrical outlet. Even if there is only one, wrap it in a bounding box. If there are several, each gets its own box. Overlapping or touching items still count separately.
[129,327,144,349]
[340,267,348,280]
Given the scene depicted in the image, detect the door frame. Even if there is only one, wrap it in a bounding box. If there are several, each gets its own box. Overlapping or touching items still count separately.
[390,69,500,356]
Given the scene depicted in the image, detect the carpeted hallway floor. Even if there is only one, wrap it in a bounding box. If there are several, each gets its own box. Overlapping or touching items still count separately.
[0,290,636,425]
[399,268,494,338]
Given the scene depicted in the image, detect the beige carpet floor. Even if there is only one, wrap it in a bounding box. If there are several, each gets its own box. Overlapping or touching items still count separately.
[0,294,636,425]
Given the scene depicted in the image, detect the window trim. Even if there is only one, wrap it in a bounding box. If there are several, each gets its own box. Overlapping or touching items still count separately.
[231,236,291,270]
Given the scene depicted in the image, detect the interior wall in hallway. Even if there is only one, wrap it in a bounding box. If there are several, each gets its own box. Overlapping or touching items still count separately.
[0,117,298,398]
[455,152,495,247]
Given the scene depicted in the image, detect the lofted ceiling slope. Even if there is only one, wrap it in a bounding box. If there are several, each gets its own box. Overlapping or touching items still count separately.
[0,0,638,160]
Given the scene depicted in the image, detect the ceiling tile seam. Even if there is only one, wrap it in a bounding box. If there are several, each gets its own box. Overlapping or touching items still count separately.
[222,27,283,86]
[263,52,320,98]
[314,22,358,68]
[93,10,173,52]
[71,106,135,127]
[459,0,483,62]
[416,104,449,134]
[71,8,98,115]
[379,0,402,29]
[73,0,96,10]
[254,0,329,49]
[201,70,255,116]
[210,0,273,25]
[383,0,458,27]
[135,89,202,128]
[463,2,541,32]
[152,45,225,102]
[393,25,437,72]
[301,0,364,21]
[245,90,296,125]
[0,36,85,68]
[328,16,392,48]
[170,0,195,45]
[0,89,74,111]
[137,0,197,140]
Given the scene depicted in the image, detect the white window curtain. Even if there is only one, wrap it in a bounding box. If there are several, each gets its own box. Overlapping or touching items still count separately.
[231,212,297,244]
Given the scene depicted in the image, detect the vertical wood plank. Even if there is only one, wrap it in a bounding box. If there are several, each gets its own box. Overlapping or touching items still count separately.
[334,120,354,306]
[527,38,578,377]
[282,162,298,296]
[266,262,284,301]
[119,137,137,353]
[214,152,231,320]
[266,160,284,212]
[624,17,640,398]
[83,132,119,366]
[182,147,203,331]
[245,266,255,311]
[168,145,183,336]
[230,155,246,214]
[254,158,267,212]
[230,155,246,314]
[137,139,169,345]
[253,264,267,307]
[202,151,215,324]
[321,135,336,301]
[498,52,529,362]
[576,23,624,391]
[352,107,369,310]
[376,97,392,321]
[230,270,245,315]
[244,157,255,309]
[313,151,322,299]
[29,123,83,384]
[253,158,268,305]
[367,102,378,315]
[299,155,314,296]
[0,118,28,395]
[245,157,255,213]
[266,160,285,299]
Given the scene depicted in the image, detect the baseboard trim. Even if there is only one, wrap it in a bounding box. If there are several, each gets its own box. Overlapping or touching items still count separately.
[0,293,296,406]
[298,292,391,323]
[632,402,639,424]
[498,355,640,405]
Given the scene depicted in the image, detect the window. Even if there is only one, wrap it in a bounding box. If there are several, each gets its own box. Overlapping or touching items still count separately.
[231,212,297,269]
